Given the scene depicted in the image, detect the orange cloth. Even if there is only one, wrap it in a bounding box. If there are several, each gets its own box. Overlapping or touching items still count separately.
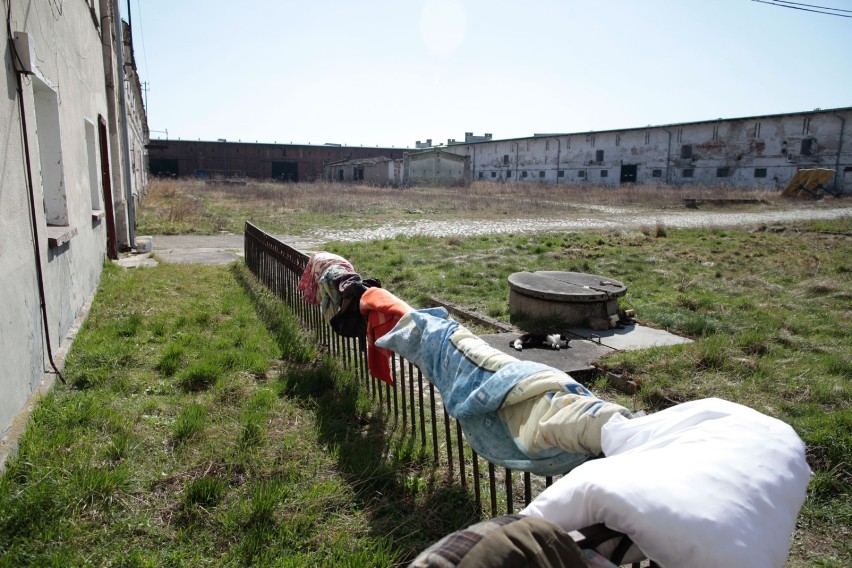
[359,288,413,385]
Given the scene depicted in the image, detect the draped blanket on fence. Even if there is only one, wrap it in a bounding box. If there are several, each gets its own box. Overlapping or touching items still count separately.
[376,307,633,476]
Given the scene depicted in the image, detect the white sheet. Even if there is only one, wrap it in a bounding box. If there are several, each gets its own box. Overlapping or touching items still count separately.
[521,398,811,568]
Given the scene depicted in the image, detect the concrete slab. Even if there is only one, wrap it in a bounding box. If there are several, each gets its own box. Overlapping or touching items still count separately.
[155,247,242,265]
[480,332,612,376]
[480,324,691,378]
[114,252,158,269]
[566,324,692,351]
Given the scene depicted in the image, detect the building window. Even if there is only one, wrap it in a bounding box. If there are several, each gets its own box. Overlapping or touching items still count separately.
[578,170,586,178]
[539,171,545,178]
[478,172,483,179]
[84,119,101,212]
[652,169,662,178]
[503,154,510,165]
[600,170,608,178]
[754,168,767,178]
[506,171,512,178]
[800,138,816,156]
[491,171,497,178]
[32,77,68,226]
[716,167,729,178]
[522,171,528,178]
[683,168,694,178]
[681,144,692,159]
[557,170,565,178]
[595,149,604,162]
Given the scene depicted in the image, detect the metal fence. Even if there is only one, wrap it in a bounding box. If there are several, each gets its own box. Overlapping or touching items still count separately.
[243,221,559,517]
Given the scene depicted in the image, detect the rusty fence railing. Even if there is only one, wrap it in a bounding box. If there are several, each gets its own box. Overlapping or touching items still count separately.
[244,221,556,516]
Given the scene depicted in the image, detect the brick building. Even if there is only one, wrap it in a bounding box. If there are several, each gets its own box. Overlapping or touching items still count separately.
[147,139,406,182]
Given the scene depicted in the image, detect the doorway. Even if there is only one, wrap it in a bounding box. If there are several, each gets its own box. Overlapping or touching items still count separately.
[620,164,637,183]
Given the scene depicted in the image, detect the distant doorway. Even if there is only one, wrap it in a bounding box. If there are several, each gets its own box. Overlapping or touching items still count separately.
[272,161,299,182]
[620,164,637,183]
[149,158,179,177]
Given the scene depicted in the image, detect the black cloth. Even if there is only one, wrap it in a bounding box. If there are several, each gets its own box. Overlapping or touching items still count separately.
[329,276,381,338]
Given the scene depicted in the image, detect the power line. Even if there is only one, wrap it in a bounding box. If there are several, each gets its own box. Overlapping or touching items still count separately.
[134,0,150,83]
[751,0,852,18]
[773,0,852,14]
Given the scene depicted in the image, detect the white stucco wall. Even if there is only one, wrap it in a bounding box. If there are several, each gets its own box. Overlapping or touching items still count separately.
[1,0,119,442]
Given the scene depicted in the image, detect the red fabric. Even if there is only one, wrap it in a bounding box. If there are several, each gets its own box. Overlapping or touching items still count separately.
[360,288,412,386]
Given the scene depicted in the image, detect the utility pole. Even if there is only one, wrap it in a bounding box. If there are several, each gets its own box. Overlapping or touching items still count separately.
[142,81,149,111]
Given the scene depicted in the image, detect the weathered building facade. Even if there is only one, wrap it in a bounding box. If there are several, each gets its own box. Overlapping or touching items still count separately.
[1,0,146,463]
[404,148,471,186]
[147,140,405,182]
[440,108,851,193]
[324,157,403,186]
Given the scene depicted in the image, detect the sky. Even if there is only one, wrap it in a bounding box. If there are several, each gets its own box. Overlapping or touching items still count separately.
[122,0,852,149]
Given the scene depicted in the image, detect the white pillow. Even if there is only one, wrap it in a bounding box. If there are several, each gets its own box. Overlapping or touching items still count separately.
[521,398,811,568]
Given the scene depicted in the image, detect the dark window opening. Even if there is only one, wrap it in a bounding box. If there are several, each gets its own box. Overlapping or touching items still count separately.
[595,149,604,162]
[800,138,816,156]
[507,171,512,178]
[681,144,693,159]
[716,167,729,178]
[754,168,767,178]
[600,170,608,178]
[652,169,662,178]
[491,171,497,178]
[539,171,545,178]
[578,170,586,178]
[503,154,510,165]
[522,171,528,178]
[557,170,565,177]
[478,172,483,178]
[337,169,344,181]
[683,168,694,178]
[271,161,298,182]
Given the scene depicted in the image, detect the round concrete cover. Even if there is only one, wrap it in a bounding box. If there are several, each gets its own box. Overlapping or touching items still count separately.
[507,271,627,302]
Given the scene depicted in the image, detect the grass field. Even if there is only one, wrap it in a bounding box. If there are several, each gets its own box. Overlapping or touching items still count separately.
[2,179,849,566]
[136,177,788,236]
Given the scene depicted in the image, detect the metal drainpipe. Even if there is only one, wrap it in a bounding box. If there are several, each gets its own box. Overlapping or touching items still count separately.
[8,26,66,384]
[662,128,672,184]
[833,112,846,194]
[555,137,561,184]
[472,144,476,182]
[515,142,519,179]
[113,0,135,247]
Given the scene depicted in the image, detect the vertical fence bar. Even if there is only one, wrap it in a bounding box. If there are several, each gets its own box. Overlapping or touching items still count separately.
[400,356,407,431]
[393,359,400,422]
[471,450,481,512]
[456,420,466,488]
[408,362,416,439]
[488,463,497,517]
[524,472,532,507]
[417,368,426,448]
[430,383,439,464]
[505,469,514,514]
[443,408,453,477]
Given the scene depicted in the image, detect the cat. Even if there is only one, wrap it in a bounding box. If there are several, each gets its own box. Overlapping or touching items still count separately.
[511,332,569,351]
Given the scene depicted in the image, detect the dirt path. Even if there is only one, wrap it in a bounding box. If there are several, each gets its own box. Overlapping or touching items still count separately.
[148,204,850,264]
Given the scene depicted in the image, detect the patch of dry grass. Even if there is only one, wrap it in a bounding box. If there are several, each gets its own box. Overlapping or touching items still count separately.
[137,178,785,236]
